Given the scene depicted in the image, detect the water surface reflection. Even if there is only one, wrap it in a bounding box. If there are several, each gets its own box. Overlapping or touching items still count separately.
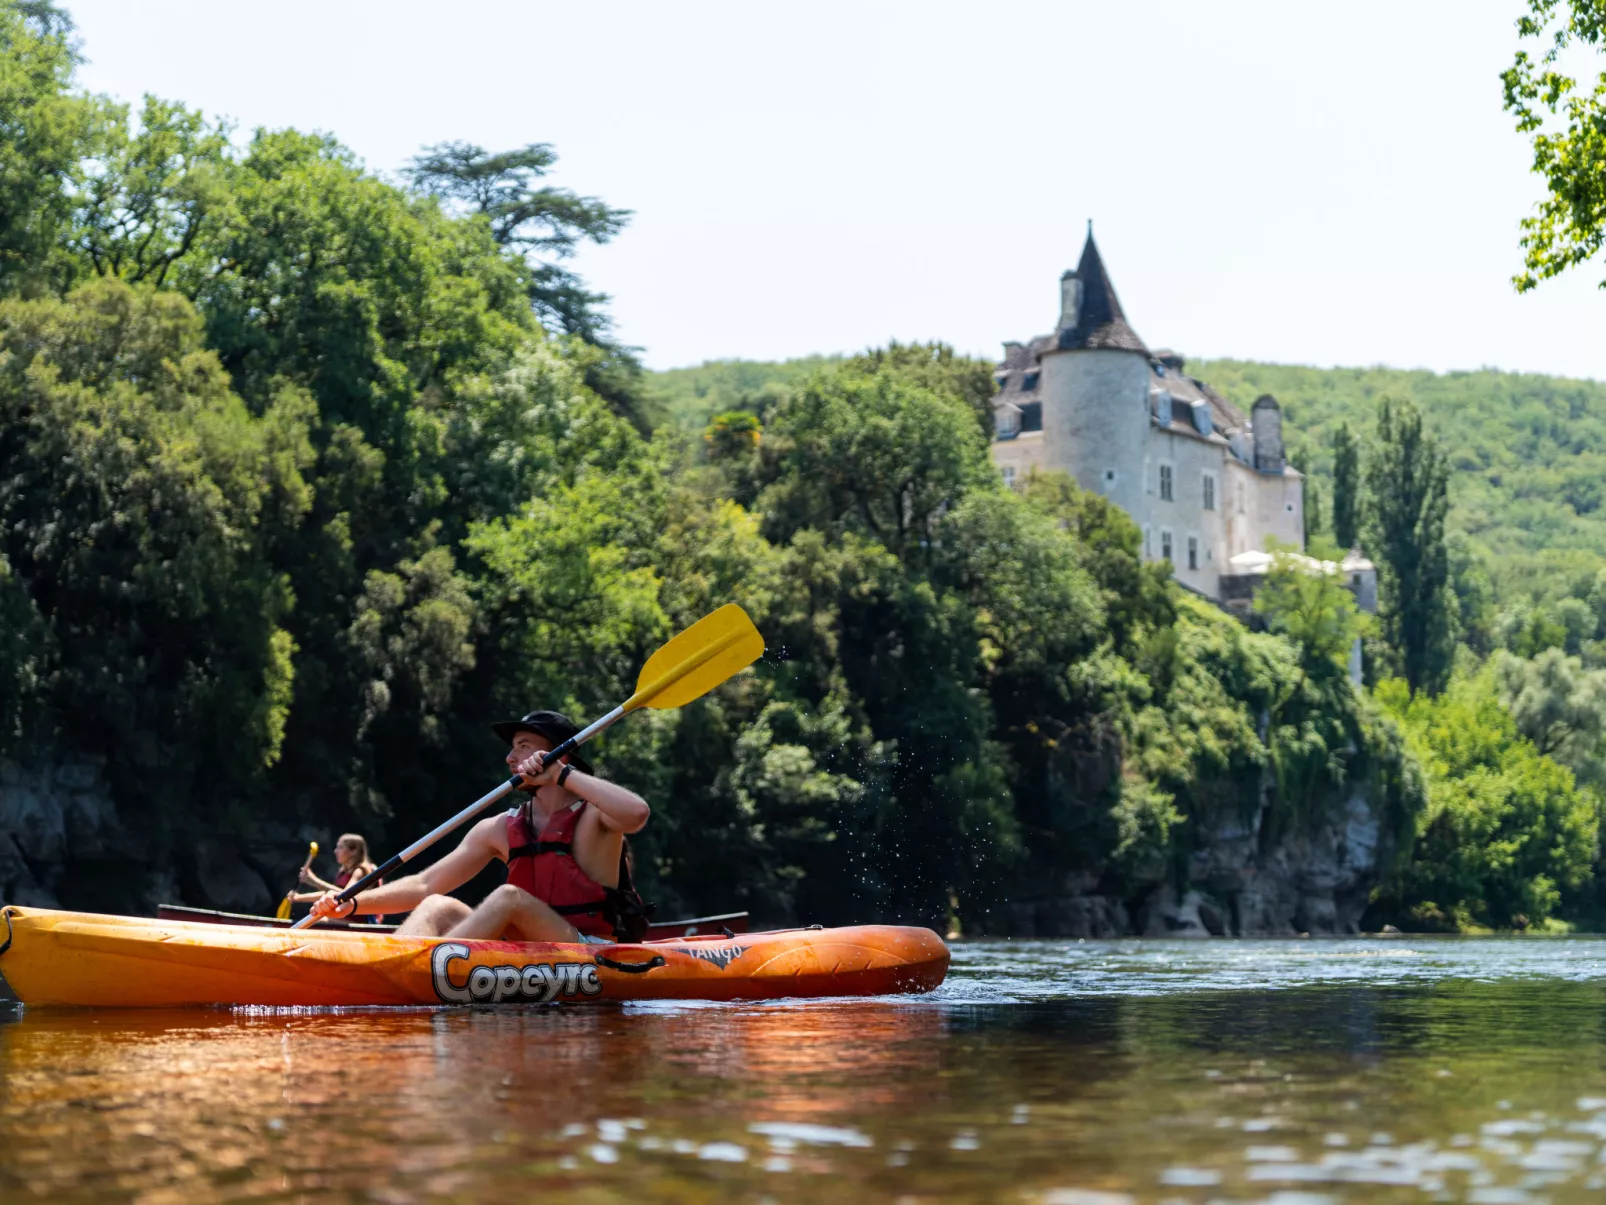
[5,937,1606,1202]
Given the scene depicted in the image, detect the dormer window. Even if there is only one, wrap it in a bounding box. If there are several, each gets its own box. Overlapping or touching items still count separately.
[1019,402,1042,432]
[994,404,1022,440]
[993,373,1010,392]
[1022,370,1040,391]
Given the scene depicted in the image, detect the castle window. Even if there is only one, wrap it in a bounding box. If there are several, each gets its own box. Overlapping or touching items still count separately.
[995,406,1021,440]
[1161,530,1173,563]
[1103,468,1118,492]
[1022,370,1040,391]
[1001,465,1016,487]
[1187,536,1199,570]
[1019,401,1042,432]
[1143,525,1153,558]
[1203,473,1216,511]
[1159,464,1174,501]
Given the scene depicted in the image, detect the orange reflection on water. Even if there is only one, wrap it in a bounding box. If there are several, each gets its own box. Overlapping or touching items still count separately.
[0,1001,951,1203]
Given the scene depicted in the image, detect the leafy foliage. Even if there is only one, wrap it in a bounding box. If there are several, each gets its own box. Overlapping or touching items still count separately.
[1375,672,1599,930]
[1331,422,1360,551]
[0,278,312,897]
[406,139,631,343]
[1365,397,1455,695]
[1502,0,1606,290]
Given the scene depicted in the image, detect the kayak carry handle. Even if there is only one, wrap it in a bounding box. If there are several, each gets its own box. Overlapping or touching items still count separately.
[0,906,13,958]
[593,953,667,974]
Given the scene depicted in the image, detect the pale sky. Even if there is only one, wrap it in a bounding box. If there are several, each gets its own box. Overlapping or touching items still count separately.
[64,1,1606,379]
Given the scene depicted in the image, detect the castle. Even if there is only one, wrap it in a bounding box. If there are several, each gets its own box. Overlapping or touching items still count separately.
[990,228,1370,611]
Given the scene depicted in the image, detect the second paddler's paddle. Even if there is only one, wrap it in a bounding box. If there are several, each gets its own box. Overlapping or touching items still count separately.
[292,602,764,930]
[274,841,319,920]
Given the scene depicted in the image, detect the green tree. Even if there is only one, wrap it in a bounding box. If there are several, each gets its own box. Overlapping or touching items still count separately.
[68,95,230,287]
[1255,539,1370,688]
[1502,0,1606,289]
[0,1,98,296]
[173,128,544,820]
[845,341,999,439]
[1448,534,1496,657]
[1377,672,1599,929]
[1020,468,1173,655]
[405,140,631,342]
[1495,647,1606,768]
[758,364,992,561]
[1366,397,1456,695]
[1331,422,1360,550]
[0,278,312,904]
[705,410,762,459]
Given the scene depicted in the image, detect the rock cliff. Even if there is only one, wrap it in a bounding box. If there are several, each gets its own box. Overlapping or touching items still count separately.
[1000,791,1387,938]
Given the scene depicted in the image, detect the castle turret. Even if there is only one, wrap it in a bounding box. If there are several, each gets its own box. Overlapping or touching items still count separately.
[1252,394,1284,473]
[1033,226,1153,519]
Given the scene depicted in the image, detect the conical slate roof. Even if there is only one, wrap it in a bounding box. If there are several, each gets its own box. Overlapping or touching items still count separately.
[1057,230,1148,354]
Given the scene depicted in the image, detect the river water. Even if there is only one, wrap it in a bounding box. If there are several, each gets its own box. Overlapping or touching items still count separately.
[6,936,1606,1203]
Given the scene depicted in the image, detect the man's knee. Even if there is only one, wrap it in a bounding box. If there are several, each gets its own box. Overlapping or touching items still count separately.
[486,883,529,908]
[395,894,471,935]
[425,894,473,921]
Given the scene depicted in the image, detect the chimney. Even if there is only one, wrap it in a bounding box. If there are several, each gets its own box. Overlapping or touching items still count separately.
[1059,269,1083,332]
[1251,394,1284,473]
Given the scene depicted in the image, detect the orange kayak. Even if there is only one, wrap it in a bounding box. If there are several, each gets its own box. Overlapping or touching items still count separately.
[0,906,949,1008]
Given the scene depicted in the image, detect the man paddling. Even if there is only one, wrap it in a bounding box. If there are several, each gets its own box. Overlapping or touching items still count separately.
[309,711,651,943]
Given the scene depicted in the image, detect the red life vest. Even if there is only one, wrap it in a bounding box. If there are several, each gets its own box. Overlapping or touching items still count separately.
[505,802,642,940]
[335,866,386,923]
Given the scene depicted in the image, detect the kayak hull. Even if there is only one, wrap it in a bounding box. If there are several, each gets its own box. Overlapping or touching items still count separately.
[0,907,949,1008]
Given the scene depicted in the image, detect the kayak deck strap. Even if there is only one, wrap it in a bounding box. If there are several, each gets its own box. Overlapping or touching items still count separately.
[593,953,667,974]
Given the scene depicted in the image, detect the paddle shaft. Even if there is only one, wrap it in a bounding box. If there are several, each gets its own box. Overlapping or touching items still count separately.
[289,705,626,930]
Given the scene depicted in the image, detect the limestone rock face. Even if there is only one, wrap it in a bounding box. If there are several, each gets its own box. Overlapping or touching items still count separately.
[1006,893,1130,938]
[0,757,116,908]
[1233,793,1381,936]
[0,759,271,915]
[194,840,271,912]
[997,790,1388,939]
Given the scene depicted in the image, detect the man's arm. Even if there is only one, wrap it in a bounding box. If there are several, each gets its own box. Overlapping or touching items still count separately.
[563,769,650,833]
[310,813,505,920]
[515,750,650,834]
[298,869,339,893]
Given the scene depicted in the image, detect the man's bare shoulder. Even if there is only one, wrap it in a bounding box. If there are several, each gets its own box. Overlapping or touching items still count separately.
[465,808,514,859]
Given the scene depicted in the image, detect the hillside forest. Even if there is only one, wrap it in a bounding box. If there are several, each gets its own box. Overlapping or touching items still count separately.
[2,1,1605,936]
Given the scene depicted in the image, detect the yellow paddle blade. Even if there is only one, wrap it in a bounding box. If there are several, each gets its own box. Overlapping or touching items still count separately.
[626,603,764,712]
[274,894,292,921]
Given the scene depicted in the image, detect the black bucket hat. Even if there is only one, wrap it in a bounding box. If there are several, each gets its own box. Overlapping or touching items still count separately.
[490,710,594,775]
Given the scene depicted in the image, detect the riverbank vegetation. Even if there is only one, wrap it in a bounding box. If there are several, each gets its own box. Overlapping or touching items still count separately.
[0,1,1601,933]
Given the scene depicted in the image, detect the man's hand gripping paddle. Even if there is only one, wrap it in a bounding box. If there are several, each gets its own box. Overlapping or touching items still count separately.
[292,603,764,930]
